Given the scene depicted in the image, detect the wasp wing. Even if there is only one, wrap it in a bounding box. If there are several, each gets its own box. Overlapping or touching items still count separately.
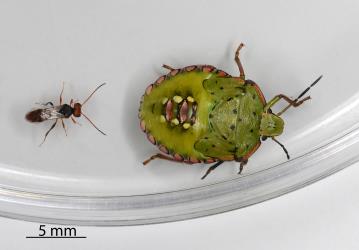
[40,106,66,120]
[26,106,65,123]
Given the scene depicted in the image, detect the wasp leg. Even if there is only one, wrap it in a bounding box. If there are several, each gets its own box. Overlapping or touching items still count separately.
[234,43,245,80]
[60,81,65,105]
[162,64,175,71]
[201,161,224,179]
[61,119,67,136]
[39,119,58,146]
[71,116,81,126]
[43,102,54,107]
[36,102,54,107]
[143,153,179,165]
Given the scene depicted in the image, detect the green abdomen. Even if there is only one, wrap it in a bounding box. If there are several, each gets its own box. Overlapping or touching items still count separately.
[139,65,229,163]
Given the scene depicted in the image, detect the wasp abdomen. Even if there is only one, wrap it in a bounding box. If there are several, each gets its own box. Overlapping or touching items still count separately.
[25,109,45,123]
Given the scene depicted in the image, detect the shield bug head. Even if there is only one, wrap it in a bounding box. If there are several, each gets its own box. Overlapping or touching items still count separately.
[259,113,284,137]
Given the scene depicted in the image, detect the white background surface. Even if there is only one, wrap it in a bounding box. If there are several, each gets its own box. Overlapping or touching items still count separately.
[0,0,358,195]
[1,0,359,249]
[1,162,359,250]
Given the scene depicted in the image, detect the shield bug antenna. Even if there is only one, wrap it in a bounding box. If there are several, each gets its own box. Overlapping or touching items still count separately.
[277,75,323,116]
[261,75,323,159]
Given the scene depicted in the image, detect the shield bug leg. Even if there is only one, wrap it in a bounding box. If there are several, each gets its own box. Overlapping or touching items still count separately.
[39,119,58,146]
[143,153,180,165]
[162,64,175,71]
[237,159,248,175]
[266,94,310,113]
[201,161,224,179]
[234,43,245,80]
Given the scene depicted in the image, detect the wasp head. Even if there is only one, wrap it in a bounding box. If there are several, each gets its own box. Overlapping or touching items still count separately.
[73,103,82,117]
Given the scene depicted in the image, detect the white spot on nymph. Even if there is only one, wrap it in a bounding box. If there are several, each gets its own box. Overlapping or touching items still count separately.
[183,123,191,129]
[160,115,166,123]
[187,96,195,102]
[173,96,183,103]
[171,118,179,125]
[161,97,168,104]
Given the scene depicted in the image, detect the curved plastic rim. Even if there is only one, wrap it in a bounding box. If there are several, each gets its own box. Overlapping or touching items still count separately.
[0,122,358,226]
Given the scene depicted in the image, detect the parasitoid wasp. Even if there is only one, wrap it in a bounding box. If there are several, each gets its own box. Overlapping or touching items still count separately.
[26,82,106,145]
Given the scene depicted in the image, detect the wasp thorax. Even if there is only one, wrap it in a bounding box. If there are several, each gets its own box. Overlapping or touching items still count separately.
[161,95,197,128]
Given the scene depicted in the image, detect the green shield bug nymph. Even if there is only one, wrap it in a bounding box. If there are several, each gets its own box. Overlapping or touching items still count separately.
[139,43,322,179]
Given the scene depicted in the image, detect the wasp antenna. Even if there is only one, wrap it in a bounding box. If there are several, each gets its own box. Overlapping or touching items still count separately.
[271,137,290,160]
[81,112,106,135]
[82,83,106,106]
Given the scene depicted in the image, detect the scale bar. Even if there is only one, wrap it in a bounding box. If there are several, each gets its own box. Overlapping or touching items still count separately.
[26,236,87,239]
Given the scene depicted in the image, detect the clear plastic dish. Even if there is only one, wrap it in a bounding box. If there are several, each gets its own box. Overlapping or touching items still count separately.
[0,1,358,225]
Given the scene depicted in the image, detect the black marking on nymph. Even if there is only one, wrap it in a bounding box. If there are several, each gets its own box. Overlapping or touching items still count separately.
[229,146,238,153]
[220,86,224,90]
[227,97,233,102]
[209,122,214,130]
[230,124,235,130]
[252,111,257,116]
[250,129,254,133]
[222,135,227,140]
[210,92,215,95]
[212,144,216,148]
[232,109,237,114]
[252,94,256,99]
